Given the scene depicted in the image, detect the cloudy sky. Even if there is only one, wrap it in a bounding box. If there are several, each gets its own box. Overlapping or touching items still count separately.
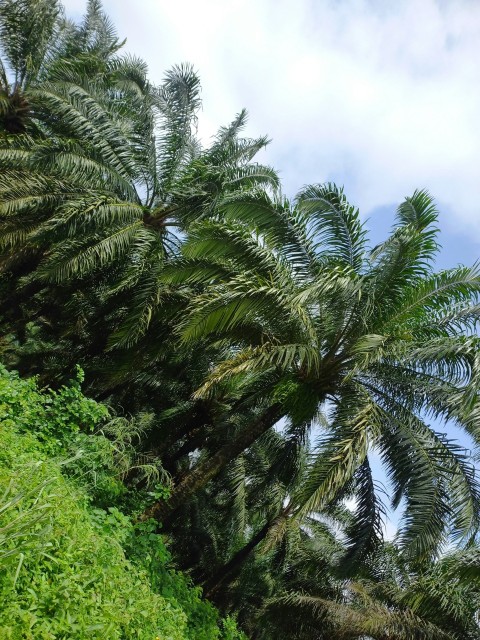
[63,0,480,265]
[64,0,480,534]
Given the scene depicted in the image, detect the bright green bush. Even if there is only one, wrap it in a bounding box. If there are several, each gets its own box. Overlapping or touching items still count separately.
[0,366,247,640]
[130,520,221,640]
[0,365,108,448]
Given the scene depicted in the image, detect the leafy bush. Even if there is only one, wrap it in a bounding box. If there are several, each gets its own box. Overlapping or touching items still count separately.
[130,520,222,640]
[0,366,247,640]
[0,365,108,449]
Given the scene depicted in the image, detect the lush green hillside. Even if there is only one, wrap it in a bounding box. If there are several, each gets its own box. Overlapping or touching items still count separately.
[0,365,245,640]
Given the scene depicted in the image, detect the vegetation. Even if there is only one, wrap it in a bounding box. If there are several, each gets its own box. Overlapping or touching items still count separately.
[1,1,480,638]
[0,365,246,639]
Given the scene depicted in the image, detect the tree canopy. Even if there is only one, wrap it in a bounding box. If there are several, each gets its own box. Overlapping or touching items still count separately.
[1,1,480,639]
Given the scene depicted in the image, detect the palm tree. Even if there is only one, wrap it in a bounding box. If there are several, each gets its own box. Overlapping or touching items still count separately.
[146,185,480,558]
[220,503,480,639]
[0,0,125,134]
[166,427,480,640]
[0,1,279,382]
[0,0,152,377]
[174,454,480,640]
[262,541,480,640]
[0,0,60,133]
[390,545,480,639]
[173,419,311,589]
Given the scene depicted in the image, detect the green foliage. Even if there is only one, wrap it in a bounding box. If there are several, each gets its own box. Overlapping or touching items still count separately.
[0,427,186,639]
[0,365,244,640]
[2,1,480,638]
[129,520,223,640]
[0,364,108,450]
[220,617,248,640]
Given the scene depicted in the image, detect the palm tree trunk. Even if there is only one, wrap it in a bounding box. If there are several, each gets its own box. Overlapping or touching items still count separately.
[203,520,272,599]
[203,504,294,599]
[140,403,283,523]
[164,427,205,471]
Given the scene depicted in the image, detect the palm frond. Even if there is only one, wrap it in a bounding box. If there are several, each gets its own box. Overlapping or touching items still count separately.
[0,0,60,88]
[296,182,367,271]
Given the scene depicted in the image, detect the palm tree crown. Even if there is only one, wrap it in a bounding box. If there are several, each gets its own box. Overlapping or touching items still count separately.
[165,185,480,558]
[0,1,279,361]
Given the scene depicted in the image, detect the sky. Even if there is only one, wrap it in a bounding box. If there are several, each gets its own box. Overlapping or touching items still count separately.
[62,0,480,268]
[62,0,480,537]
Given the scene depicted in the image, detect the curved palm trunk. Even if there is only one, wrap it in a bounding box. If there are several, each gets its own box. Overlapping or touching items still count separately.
[152,403,213,461]
[203,520,272,599]
[141,403,283,523]
[203,505,294,599]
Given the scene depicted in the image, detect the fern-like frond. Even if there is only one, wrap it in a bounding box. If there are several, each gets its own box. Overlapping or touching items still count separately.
[296,182,367,271]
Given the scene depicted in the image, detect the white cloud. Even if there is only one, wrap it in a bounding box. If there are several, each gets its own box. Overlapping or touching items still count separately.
[63,0,480,236]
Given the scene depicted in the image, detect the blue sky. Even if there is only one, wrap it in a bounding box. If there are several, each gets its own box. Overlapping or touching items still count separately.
[64,0,480,537]
[63,0,480,263]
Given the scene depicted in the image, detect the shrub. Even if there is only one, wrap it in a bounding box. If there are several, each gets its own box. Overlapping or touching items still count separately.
[0,366,247,640]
